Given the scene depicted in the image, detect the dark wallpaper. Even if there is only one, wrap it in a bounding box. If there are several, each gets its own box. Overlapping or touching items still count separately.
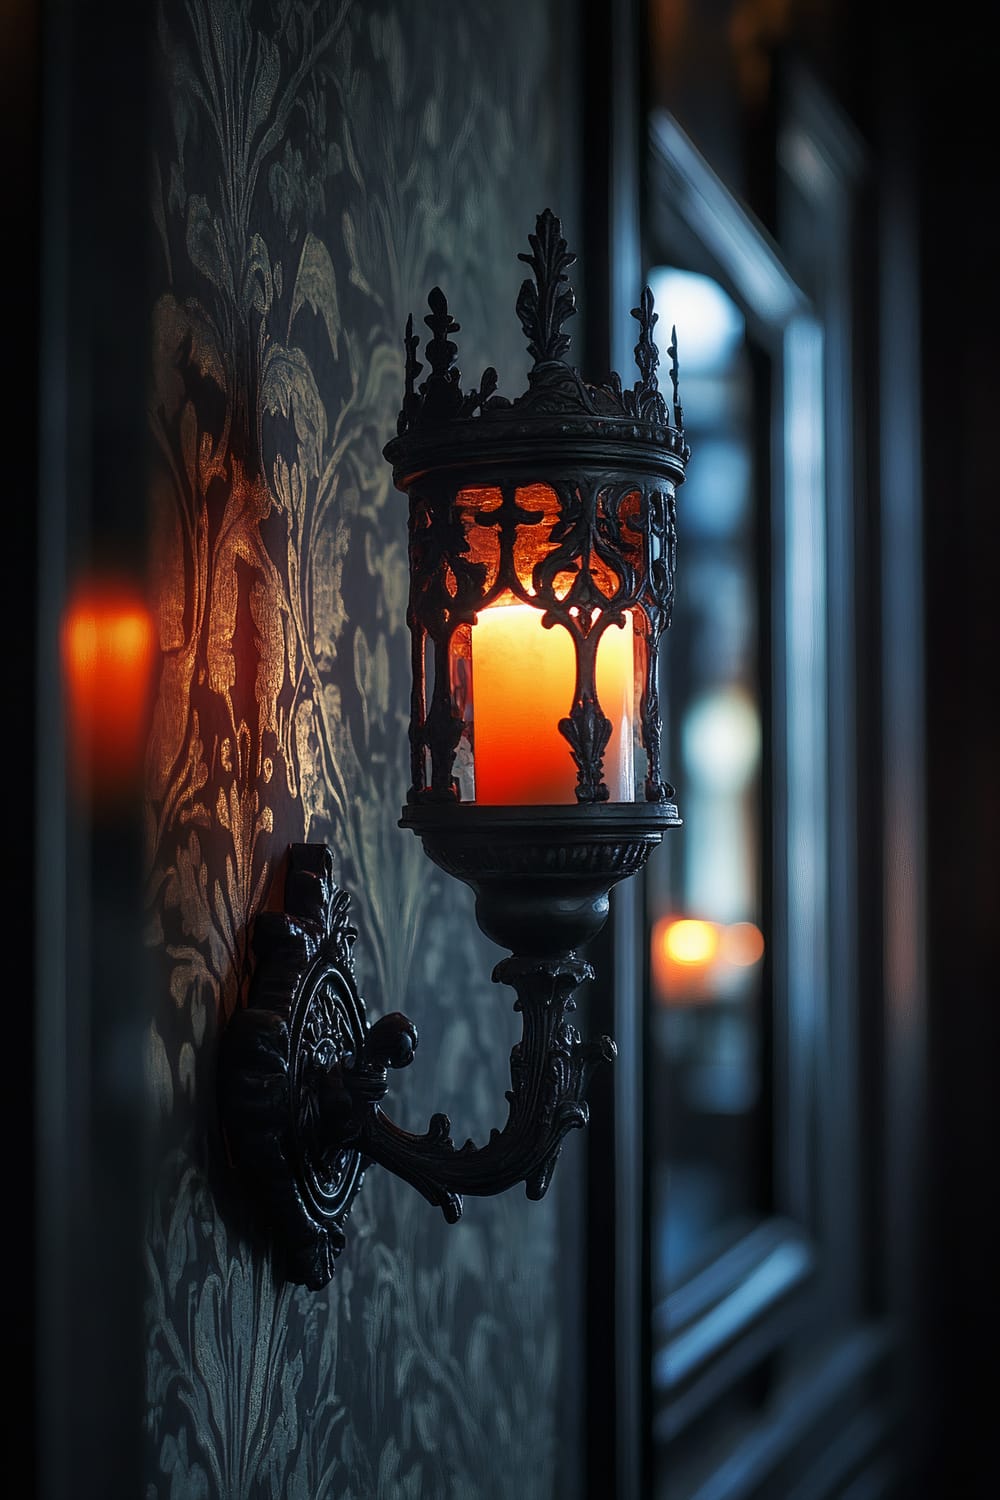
[143,1,576,1494]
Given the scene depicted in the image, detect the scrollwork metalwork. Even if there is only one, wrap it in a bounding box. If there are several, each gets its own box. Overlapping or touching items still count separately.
[516,206,578,366]
[390,209,692,438]
[384,209,690,807]
[358,955,613,1223]
[220,840,631,1287]
[403,470,678,803]
[219,845,422,1287]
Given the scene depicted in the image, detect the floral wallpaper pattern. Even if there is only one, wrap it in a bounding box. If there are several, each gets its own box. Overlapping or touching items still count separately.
[143,1,573,1494]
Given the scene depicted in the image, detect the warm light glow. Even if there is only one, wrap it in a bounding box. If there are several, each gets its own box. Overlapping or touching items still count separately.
[719,921,765,967]
[471,602,634,804]
[62,581,155,806]
[662,917,720,966]
[651,914,765,1005]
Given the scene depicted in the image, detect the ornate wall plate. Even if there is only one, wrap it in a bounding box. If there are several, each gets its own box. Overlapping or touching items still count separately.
[219,844,378,1289]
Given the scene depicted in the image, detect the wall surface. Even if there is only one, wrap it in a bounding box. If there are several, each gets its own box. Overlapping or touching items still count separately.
[143,2,577,1494]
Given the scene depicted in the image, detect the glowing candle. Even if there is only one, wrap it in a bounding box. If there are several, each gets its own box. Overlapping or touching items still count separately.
[471,602,635,804]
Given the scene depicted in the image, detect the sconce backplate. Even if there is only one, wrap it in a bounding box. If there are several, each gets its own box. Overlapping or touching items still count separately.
[219,845,374,1289]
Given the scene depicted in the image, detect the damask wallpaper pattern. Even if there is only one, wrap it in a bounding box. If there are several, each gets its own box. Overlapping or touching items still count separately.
[143,1,575,1494]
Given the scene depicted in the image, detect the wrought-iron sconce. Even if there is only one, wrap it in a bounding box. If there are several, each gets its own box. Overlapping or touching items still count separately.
[220,211,689,1288]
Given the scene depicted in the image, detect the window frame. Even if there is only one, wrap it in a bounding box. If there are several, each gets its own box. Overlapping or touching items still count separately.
[640,92,896,1495]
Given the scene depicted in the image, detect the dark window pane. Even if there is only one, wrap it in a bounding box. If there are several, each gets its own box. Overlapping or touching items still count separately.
[647,267,766,1298]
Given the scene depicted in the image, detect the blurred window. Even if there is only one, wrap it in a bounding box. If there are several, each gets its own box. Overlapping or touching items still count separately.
[646,267,765,1296]
[642,100,880,1499]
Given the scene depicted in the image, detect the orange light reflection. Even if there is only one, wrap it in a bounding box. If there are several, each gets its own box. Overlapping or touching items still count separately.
[663,917,720,965]
[719,920,766,967]
[62,580,154,808]
[651,915,765,1004]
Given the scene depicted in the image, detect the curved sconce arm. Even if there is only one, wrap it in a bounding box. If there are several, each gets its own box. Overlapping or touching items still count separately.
[219,843,619,1289]
[351,956,615,1225]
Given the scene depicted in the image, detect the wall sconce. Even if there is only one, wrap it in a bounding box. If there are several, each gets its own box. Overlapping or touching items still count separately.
[220,211,690,1288]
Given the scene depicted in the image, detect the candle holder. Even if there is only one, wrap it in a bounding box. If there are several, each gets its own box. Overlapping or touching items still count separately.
[220,211,689,1286]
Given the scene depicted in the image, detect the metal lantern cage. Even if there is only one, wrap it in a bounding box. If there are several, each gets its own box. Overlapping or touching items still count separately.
[388,208,690,955]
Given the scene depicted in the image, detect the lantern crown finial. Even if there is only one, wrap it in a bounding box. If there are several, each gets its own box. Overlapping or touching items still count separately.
[385,210,690,481]
[516,207,578,366]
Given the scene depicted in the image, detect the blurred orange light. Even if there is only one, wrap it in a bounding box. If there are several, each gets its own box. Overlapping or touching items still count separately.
[62,580,154,807]
[662,918,720,966]
[719,921,765,967]
[651,914,765,1006]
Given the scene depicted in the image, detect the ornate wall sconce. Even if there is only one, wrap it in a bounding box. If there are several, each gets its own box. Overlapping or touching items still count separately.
[220,211,690,1288]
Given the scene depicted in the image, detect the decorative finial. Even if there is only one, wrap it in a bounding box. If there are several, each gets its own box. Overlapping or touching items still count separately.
[424,287,460,375]
[398,313,424,435]
[667,323,684,430]
[419,287,464,418]
[630,287,667,424]
[387,213,689,445]
[516,209,577,366]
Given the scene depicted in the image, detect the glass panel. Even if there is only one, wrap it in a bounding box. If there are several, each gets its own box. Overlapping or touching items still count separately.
[467,603,635,804]
[451,481,643,805]
[647,267,766,1296]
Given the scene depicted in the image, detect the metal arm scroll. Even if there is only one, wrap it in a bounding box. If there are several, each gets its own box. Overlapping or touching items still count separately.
[219,840,623,1289]
[353,956,615,1225]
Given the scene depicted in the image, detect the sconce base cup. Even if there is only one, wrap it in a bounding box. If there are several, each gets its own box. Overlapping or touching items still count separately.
[399,801,681,958]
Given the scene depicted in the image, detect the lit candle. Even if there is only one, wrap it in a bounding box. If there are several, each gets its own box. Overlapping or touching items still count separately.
[471,601,635,804]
